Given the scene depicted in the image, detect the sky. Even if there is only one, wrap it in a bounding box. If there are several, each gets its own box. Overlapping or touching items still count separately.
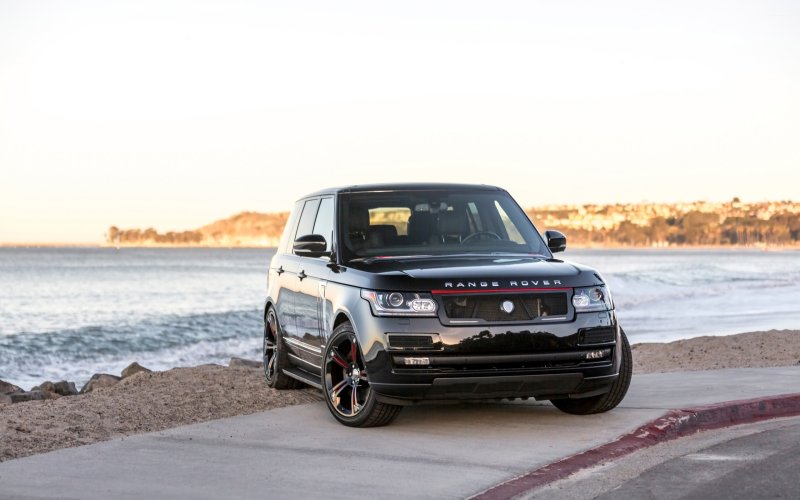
[1,0,798,243]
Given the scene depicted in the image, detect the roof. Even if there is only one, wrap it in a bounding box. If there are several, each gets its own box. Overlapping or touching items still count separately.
[300,183,504,199]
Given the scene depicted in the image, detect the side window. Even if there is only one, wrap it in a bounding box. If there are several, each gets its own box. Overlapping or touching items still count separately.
[368,207,411,236]
[312,197,334,252]
[278,201,304,254]
[466,202,483,232]
[293,198,321,252]
[494,200,525,244]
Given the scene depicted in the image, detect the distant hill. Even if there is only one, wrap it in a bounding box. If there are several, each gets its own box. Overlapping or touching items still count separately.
[107,199,800,248]
[107,211,289,247]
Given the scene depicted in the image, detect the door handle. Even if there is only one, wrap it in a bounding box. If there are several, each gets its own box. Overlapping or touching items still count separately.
[276,266,284,275]
[298,270,307,280]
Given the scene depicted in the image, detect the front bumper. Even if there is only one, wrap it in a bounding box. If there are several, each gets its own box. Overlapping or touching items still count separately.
[354,302,621,403]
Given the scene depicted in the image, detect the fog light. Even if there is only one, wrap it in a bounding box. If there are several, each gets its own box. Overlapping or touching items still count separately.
[586,349,610,360]
[403,357,430,366]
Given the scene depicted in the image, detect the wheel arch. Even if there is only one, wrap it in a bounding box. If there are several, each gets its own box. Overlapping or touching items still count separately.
[263,298,276,323]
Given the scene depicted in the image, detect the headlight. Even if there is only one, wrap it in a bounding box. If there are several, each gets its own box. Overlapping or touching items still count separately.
[572,286,613,312]
[360,290,438,317]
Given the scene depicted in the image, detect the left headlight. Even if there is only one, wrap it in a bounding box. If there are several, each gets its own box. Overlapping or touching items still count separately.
[360,290,438,317]
[572,286,613,312]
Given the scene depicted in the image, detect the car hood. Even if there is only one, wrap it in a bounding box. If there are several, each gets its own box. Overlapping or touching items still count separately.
[341,255,604,291]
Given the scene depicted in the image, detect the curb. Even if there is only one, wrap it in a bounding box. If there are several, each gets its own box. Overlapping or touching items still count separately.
[471,392,800,500]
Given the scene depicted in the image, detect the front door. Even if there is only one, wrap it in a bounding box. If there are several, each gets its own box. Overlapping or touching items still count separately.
[286,196,335,371]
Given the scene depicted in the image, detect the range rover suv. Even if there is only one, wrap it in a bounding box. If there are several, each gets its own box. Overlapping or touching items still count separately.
[263,183,631,427]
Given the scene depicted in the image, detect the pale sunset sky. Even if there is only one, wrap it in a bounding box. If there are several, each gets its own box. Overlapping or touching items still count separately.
[1,0,798,243]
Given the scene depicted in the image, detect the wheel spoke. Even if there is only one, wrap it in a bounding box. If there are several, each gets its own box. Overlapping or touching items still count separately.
[330,348,349,369]
[329,379,348,400]
[350,385,360,414]
[350,339,357,363]
[267,352,276,376]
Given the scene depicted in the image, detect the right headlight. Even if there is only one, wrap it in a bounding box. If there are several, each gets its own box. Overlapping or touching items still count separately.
[572,286,613,312]
[360,290,438,317]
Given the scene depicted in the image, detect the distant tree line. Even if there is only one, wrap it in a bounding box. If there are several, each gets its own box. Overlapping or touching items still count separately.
[107,205,800,247]
[107,226,203,245]
[539,212,800,247]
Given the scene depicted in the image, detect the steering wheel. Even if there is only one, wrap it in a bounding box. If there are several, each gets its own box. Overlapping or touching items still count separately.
[461,231,502,244]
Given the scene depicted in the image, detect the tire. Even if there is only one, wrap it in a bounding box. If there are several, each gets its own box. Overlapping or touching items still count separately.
[322,322,402,427]
[263,308,301,390]
[551,327,633,415]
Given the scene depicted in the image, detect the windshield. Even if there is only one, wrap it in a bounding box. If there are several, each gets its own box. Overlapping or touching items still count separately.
[339,190,550,262]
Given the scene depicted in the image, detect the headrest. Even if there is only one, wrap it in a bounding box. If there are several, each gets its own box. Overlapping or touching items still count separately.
[349,207,370,233]
[438,210,467,235]
[407,212,435,242]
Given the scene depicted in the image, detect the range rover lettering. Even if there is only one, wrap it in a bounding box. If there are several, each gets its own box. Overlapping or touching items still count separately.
[263,183,632,427]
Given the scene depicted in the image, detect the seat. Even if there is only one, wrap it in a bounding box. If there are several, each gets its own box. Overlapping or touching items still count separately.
[407,212,435,244]
[367,225,398,247]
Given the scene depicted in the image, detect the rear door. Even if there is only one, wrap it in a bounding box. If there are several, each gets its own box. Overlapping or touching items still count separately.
[271,201,302,342]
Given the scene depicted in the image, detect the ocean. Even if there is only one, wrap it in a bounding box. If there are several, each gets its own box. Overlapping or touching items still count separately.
[1,247,799,389]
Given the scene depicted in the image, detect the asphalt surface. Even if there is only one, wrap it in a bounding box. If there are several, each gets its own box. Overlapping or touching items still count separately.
[0,366,798,500]
[526,417,800,500]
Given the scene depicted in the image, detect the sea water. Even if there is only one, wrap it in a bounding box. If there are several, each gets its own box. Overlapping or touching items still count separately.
[1,247,798,388]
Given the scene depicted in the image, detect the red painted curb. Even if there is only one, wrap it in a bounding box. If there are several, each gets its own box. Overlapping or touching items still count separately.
[471,393,800,500]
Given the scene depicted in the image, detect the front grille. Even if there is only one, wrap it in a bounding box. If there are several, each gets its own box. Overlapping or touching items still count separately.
[441,293,568,323]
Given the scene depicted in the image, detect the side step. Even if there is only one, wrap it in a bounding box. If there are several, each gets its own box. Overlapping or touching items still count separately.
[282,367,322,390]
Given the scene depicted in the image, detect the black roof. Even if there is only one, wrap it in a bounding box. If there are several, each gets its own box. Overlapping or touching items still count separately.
[301,183,503,199]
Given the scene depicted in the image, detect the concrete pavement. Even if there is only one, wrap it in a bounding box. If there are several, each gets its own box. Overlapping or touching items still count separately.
[523,417,800,500]
[1,366,798,500]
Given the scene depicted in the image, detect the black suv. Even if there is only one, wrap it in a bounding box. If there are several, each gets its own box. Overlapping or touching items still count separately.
[263,183,631,427]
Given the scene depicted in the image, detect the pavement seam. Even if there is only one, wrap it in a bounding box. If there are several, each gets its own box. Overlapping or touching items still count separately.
[469,392,800,500]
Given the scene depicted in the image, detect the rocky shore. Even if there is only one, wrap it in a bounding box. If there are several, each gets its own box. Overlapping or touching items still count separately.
[2,329,798,462]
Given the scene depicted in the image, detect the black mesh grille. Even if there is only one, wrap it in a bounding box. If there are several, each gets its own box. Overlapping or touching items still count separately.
[441,293,568,322]
[387,334,435,349]
[578,327,616,345]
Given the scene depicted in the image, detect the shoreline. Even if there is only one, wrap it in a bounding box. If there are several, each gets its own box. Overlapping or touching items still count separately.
[2,243,799,251]
[1,328,798,462]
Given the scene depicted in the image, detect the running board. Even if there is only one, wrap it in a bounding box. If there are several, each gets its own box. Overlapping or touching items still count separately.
[282,367,322,390]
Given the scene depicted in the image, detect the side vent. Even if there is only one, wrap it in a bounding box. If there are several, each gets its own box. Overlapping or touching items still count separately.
[387,334,442,351]
[578,327,616,345]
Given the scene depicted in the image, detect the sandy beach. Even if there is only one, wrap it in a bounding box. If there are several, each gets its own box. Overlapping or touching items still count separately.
[1,329,798,462]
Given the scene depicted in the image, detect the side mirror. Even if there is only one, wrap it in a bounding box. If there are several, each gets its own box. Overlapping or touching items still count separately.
[544,230,567,253]
[293,234,330,257]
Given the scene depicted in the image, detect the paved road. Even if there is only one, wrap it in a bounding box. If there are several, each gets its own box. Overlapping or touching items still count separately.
[526,416,800,500]
[0,367,798,500]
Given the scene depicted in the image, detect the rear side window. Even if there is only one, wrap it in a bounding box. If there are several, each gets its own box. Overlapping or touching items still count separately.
[312,197,335,252]
[278,201,303,254]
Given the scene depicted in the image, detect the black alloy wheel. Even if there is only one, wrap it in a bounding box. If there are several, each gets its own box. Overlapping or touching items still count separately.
[264,308,300,389]
[322,322,401,427]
